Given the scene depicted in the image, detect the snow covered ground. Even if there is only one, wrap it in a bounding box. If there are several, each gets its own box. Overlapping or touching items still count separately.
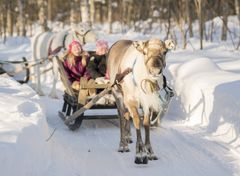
[1,18,240,175]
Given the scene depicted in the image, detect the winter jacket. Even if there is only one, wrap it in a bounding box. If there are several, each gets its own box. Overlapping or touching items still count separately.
[86,52,107,79]
[63,56,91,83]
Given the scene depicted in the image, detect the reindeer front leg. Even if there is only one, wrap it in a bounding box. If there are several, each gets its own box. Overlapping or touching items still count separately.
[144,111,158,160]
[127,101,148,164]
[35,63,45,96]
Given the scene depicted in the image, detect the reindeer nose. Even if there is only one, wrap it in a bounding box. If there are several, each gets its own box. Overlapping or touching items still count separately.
[151,67,162,75]
[153,59,162,68]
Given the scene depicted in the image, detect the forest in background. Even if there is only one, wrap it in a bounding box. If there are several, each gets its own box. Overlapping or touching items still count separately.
[0,0,239,49]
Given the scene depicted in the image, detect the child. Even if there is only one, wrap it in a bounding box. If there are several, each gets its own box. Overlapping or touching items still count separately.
[63,40,91,90]
[86,40,109,80]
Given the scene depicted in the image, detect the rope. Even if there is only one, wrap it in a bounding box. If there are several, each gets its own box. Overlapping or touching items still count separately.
[150,110,160,126]
[0,60,26,64]
[4,57,50,77]
[0,57,47,65]
[45,128,57,142]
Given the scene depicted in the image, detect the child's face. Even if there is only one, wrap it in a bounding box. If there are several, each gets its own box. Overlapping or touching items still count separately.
[71,44,82,56]
[96,47,108,55]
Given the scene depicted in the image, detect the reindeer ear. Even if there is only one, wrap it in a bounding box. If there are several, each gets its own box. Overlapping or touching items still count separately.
[164,39,175,50]
[133,41,147,54]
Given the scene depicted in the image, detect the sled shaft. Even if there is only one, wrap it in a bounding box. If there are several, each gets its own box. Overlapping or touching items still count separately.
[65,86,112,125]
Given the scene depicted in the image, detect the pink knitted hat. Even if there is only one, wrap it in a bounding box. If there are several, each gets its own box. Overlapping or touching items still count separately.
[68,40,82,53]
[96,40,108,50]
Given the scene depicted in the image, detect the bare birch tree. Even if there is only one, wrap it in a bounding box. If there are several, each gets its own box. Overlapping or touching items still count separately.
[186,0,193,37]
[70,0,79,27]
[48,0,53,22]
[89,0,95,27]
[172,0,188,49]
[80,0,90,25]
[108,0,113,33]
[221,0,228,41]
[38,0,49,32]
[235,0,240,49]
[195,0,204,49]
[6,0,14,36]
[165,0,171,39]
[236,0,240,21]
[17,0,26,36]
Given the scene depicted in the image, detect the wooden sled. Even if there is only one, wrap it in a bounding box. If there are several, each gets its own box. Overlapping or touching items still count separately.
[55,55,118,131]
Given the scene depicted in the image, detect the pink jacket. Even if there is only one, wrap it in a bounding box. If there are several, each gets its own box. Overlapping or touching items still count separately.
[63,56,91,83]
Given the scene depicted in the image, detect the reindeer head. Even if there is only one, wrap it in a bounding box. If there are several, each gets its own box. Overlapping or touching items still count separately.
[71,23,97,44]
[133,38,174,77]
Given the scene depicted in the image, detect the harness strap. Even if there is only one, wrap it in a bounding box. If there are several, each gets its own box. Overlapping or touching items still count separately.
[62,33,68,49]
[163,75,173,93]
[114,68,132,84]
[48,33,68,57]
[75,29,91,44]
[163,75,167,88]
[48,37,54,56]
[49,46,64,57]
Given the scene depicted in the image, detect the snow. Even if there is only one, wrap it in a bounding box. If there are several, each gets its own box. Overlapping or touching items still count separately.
[1,17,240,176]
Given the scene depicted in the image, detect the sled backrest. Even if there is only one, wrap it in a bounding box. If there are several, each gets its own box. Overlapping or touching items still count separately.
[55,56,76,97]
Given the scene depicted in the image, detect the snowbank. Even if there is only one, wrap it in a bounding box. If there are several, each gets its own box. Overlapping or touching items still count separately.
[0,74,52,176]
[169,57,240,151]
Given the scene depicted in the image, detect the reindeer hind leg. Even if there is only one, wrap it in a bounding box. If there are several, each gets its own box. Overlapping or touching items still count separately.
[112,88,130,153]
[124,112,133,144]
[33,33,45,96]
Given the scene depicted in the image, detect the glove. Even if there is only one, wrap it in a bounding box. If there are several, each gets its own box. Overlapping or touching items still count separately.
[71,81,80,90]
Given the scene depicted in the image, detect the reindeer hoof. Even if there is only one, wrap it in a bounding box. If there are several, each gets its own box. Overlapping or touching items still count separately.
[37,90,45,96]
[148,154,158,160]
[143,156,148,164]
[126,138,133,144]
[49,94,59,99]
[118,146,130,153]
[118,141,130,152]
[135,155,148,164]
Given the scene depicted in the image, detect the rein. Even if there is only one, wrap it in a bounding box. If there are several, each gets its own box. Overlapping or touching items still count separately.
[48,32,68,57]
[75,29,91,44]
[140,79,160,94]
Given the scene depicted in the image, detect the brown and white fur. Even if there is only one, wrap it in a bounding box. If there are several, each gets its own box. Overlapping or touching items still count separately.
[107,39,174,164]
[31,24,96,98]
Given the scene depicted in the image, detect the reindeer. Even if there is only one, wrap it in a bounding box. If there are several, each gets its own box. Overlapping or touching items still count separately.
[31,24,97,98]
[107,39,174,164]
